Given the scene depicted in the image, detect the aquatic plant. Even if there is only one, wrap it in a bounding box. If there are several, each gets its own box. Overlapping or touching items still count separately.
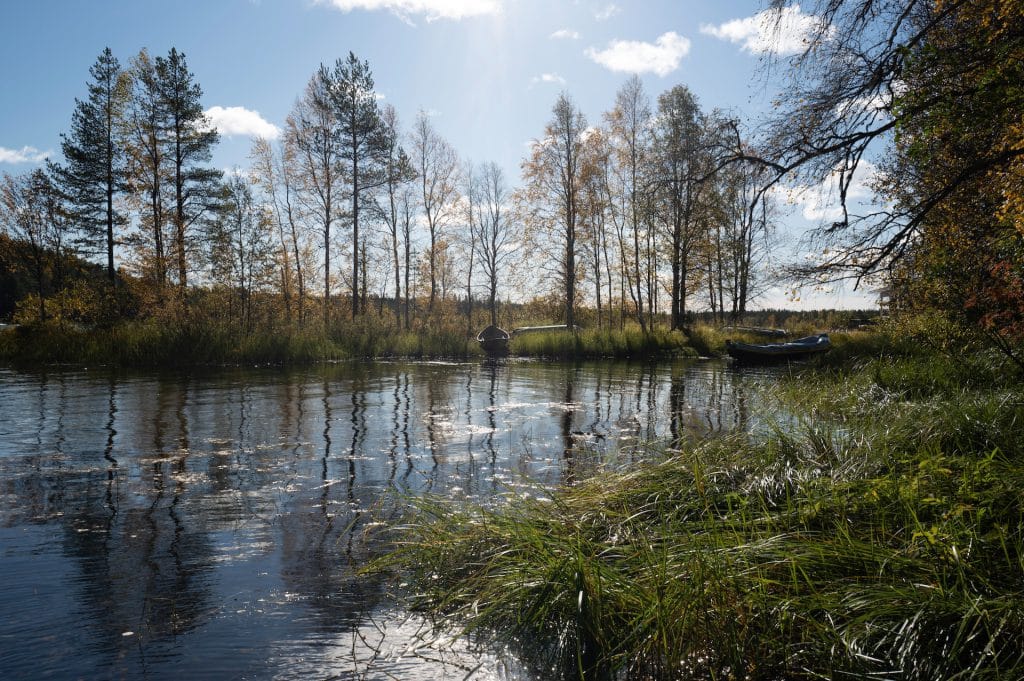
[371,343,1024,680]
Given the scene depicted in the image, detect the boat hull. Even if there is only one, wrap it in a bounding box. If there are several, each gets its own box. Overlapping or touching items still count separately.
[477,325,511,356]
[479,337,509,354]
[726,334,831,364]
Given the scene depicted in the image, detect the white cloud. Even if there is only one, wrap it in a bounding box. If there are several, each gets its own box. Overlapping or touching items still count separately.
[204,106,281,140]
[550,28,580,40]
[594,3,620,21]
[531,72,567,86]
[585,32,691,77]
[700,5,829,56]
[316,0,502,22]
[787,160,878,222]
[834,93,893,120]
[0,145,50,164]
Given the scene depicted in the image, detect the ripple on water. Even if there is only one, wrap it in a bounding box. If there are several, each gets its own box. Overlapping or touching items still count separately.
[0,358,777,680]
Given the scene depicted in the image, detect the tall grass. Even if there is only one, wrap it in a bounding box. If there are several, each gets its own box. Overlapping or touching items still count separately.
[0,317,481,366]
[510,326,694,359]
[370,337,1024,679]
[1,315,711,366]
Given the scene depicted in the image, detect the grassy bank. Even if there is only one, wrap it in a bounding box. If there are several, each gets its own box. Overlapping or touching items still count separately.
[371,327,1024,679]
[0,319,708,366]
[0,318,482,366]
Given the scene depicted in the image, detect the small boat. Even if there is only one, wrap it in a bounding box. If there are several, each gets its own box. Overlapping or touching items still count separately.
[726,333,831,364]
[476,325,511,355]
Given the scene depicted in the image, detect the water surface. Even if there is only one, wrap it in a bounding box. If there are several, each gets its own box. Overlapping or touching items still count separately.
[0,358,772,679]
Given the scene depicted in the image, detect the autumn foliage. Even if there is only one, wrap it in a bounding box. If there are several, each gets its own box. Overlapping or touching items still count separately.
[889,0,1024,344]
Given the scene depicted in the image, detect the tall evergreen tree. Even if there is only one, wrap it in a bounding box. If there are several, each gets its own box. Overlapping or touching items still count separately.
[322,52,388,318]
[50,47,128,284]
[155,48,221,291]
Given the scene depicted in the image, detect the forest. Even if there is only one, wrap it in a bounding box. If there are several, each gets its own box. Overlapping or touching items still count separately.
[1,0,1022,366]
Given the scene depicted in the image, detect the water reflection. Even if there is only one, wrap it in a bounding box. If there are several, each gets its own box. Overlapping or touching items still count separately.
[0,359,774,679]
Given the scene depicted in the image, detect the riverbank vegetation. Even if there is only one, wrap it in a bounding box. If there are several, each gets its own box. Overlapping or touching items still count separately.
[371,318,1024,679]
[0,314,705,365]
[1,221,861,365]
[0,36,882,369]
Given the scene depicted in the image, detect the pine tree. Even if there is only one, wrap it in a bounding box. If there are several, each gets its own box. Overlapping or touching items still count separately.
[322,52,387,318]
[50,47,129,285]
[155,48,222,291]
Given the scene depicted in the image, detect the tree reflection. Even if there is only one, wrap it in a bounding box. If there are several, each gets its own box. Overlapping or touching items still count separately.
[56,373,215,673]
[0,358,777,679]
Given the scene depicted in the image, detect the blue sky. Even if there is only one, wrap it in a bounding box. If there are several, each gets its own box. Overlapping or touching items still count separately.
[0,0,879,309]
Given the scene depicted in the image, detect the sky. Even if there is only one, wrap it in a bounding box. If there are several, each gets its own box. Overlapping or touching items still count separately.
[0,0,880,310]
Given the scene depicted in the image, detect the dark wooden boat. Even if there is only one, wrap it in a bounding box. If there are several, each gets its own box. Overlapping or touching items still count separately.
[477,325,511,355]
[726,333,831,363]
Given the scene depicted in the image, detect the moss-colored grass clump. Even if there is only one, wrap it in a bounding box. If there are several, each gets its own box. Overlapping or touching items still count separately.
[372,328,1024,680]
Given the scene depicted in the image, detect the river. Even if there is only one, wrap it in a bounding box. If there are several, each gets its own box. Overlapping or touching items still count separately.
[0,358,775,680]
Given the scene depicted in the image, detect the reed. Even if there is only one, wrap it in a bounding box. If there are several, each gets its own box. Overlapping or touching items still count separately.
[681,323,725,357]
[0,319,356,366]
[0,316,487,366]
[371,341,1024,680]
[0,315,705,365]
[509,326,694,359]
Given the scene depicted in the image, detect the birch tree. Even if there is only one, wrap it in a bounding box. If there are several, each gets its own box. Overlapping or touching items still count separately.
[373,104,416,327]
[123,49,170,294]
[472,161,515,328]
[605,76,653,332]
[251,136,307,325]
[286,72,343,325]
[411,112,461,312]
[521,93,586,329]
[650,85,705,329]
